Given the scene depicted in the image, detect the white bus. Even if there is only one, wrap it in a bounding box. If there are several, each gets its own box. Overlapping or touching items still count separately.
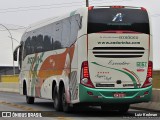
[14,6,152,113]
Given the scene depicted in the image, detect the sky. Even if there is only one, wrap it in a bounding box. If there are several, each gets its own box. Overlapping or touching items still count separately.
[0,0,160,70]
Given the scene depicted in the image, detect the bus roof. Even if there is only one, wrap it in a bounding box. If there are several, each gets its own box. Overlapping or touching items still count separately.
[24,6,147,33]
[25,7,87,33]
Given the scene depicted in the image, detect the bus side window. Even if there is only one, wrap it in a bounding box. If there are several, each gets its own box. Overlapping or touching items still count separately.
[54,21,62,49]
[69,14,80,46]
[75,15,82,30]
[62,18,71,48]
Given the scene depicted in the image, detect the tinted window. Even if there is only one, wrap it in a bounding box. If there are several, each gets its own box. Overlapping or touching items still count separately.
[23,14,80,58]
[62,14,80,47]
[55,21,62,43]
[70,14,80,46]
[88,8,150,34]
[62,18,71,47]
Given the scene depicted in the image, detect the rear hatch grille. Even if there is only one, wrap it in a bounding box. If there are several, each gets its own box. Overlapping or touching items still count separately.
[93,47,145,58]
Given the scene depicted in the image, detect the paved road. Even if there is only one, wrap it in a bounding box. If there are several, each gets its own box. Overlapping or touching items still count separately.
[0,91,159,120]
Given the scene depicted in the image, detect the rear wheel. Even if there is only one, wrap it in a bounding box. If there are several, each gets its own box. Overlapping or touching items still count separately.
[54,86,62,111]
[118,104,130,113]
[61,87,72,112]
[25,86,34,104]
[101,104,113,111]
[101,105,109,111]
[26,96,35,104]
[101,104,129,113]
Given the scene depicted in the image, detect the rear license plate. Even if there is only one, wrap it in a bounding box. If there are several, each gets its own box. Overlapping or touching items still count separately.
[114,93,126,98]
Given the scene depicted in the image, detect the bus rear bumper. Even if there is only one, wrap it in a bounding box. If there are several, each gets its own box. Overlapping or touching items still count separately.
[79,84,152,104]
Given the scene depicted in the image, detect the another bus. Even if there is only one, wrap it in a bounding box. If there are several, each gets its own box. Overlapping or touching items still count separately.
[14,6,152,113]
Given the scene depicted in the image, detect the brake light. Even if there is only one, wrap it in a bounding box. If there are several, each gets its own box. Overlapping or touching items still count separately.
[111,6,124,8]
[141,7,147,11]
[142,61,153,88]
[80,61,94,88]
[88,6,94,10]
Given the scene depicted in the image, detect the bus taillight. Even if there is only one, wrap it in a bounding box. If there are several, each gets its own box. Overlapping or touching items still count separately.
[142,61,153,88]
[88,6,94,10]
[111,6,124,8]
[141,7,147,11]
[80,61,95,88]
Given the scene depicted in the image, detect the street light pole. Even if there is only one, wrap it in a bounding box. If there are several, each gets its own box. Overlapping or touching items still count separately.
[8,36,19,44]
[0,24,15,75]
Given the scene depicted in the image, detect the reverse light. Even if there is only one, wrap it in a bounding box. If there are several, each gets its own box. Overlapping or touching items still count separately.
[142,61,153,88]
[80,61,94,88]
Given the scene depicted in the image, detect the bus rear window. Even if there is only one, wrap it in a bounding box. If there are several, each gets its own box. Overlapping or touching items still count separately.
[88,8,150,34]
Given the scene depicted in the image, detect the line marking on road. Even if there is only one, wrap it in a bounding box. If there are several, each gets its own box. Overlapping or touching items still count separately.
[0,100,39,111]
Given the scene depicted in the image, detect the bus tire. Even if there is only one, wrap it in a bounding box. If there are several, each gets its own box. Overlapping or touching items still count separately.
[61,87,72,112]
[26,96,35,104]
[118,104,130,113]
[101,105,108,111]
[54,86,62,111]
[25,84,34,104]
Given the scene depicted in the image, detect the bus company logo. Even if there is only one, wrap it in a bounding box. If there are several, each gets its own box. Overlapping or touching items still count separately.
[27,56,43,64]
[2,112,11,117]
[1,112,42,118]
[136,62,147,72]
[119,36,138,39]
[108,60,130,66]
[112,13,124,22]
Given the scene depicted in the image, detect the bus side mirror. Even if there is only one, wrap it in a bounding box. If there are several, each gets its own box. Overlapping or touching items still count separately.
[13,45,20,61]
[13,49,18,61]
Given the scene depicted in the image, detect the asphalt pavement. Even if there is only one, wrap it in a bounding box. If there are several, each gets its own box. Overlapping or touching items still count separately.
[0,91,159,120]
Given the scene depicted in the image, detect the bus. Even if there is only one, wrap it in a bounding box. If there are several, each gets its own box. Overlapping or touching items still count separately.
[14,6,152,113]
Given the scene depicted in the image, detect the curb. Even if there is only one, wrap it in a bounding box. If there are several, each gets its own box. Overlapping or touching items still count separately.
[0,82,19,93]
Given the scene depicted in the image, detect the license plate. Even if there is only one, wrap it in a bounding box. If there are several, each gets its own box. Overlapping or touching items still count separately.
[114,93,126,98]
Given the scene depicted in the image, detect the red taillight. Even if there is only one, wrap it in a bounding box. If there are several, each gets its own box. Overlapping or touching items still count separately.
[141,7,147,11]
[81,61,94,88]
[147,61,152,78]
[142,61,153,88]
[83,62,89,77]
[111,6,124,8]
[88,6,94,11]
